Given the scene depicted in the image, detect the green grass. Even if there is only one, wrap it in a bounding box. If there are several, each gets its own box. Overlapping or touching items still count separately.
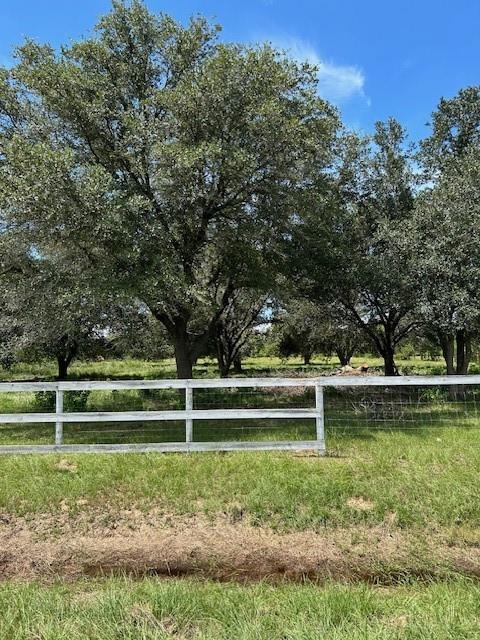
[1,426,479,533]
[1,357,480,639]
[0,354,453,382]
[1,577,479,639]
[0,357,479,533]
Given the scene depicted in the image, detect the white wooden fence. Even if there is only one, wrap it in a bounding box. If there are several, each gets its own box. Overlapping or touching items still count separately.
[0,375,478,455]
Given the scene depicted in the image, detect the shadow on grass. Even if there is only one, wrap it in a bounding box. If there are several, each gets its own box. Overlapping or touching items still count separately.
[0,417,472,447]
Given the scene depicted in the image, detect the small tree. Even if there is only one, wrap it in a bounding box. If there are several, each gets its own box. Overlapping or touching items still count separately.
[214,290,270,377]
[291,120,419,375]
[315,304,365,366]
[3,254,118,380]
[276,301,325,365]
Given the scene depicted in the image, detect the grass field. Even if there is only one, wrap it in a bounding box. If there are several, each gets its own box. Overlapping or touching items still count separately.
[0,354,455,382]
[1,578,480,640]
[1,427,479,530]
[0,356,479,638]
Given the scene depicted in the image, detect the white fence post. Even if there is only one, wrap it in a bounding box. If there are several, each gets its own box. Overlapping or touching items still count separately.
[185,384,193,444]
[55,389,64,446]
[315,383,325,455]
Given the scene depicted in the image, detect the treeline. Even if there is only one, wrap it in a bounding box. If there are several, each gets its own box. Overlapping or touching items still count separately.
[1,1,480,379]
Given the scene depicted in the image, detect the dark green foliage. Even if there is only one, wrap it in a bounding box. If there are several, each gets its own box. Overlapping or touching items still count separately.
[34,390,90,412]
[1,3,480,379]
[0,0,339,379]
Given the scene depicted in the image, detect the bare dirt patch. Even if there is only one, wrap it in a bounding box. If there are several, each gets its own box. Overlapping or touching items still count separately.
[0,508,479,584]
[346,497,375,511]
[55,459,78,473]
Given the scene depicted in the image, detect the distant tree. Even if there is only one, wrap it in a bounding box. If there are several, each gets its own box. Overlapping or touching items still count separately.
[0,1,338,379]
[276,300,325,365]
[215,290,270,377]
[290,120,419,375]
[244,325,278,359]
[315,304,365,366]
[2,251,120,380]
[412,147,480,374]
[275,301,364,367]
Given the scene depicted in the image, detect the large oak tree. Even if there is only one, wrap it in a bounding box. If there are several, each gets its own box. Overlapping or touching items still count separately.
[413,147,480,374]
[0,0,338,378]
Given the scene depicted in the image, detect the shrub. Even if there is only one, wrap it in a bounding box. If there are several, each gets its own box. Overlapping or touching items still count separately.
[34,390,90,412]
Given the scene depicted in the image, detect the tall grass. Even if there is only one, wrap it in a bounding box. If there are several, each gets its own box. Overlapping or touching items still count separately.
[0,426,479,534]
[0,577,479,639]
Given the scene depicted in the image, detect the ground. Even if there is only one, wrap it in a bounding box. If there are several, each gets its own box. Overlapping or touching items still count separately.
[0,354,456,381]
[0,356,479,638]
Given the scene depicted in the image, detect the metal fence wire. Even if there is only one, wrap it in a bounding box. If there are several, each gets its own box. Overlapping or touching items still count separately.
[0,375,479,454]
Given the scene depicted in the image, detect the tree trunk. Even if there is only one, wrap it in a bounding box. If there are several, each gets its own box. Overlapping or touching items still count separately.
[437,330,471,378]
[382,347,397,376]
[57,356,69,381]
[436,330,464,397]
[216,341,230,378]
[56,340,77,381]
[173,334,194,379]
[453,331,471,398]
[456,330,471,375]
[215,325,233,377]
[336,348,354,367]
[465,334,472,372]
[157,316,202,379]
[155,311,216,380]
[456,330,466,374]
[303,352,312,366]
[217,362,230,378]
[219,365,229,378]
[439,333,455,375]
[233,356,243,374]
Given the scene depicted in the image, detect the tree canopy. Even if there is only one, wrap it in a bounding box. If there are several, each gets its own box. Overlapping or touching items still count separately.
[1,2,480,378]
[0,0,338,378]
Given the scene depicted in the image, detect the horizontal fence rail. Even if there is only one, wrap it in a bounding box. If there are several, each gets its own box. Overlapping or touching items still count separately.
[0,375,479,454]
[1,374,480,392]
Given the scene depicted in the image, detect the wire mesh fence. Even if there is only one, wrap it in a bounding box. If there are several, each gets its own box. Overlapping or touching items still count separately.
[193,386,316,410]
[0,376,479,453]
[325,384,480,433]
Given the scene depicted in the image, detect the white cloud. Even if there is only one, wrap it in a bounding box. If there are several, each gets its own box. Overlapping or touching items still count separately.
[318,60,366,103]
[268,37,368,105]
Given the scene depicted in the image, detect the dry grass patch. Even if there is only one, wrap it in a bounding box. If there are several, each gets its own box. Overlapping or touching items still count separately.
[346,497,375,512]
[0,508,479,584]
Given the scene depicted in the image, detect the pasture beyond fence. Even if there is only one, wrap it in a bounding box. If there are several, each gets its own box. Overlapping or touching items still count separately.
[0,375,480,454]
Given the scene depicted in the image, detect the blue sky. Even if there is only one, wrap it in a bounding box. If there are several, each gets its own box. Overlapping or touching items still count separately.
[1,0,479,140]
